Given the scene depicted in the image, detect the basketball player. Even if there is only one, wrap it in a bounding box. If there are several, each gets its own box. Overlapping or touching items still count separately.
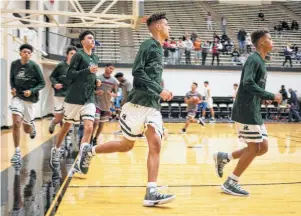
[74,13,176,206]
[49,46,77,134]
[199,81,215,123]
[50,30,100,169]
[213,29,282,196]
[10,44,46,164]
[180,82,205,133]
[91,63,118,146]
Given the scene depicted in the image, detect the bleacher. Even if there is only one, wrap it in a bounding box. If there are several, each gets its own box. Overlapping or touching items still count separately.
[66,0,301,67]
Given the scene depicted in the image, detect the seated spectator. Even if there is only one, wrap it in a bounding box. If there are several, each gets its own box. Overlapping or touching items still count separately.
[291,20,299,31]
[221,33,229,43]
[231,47,241,65]
[288,88,301,122]
[281,21,290,30]
[194,37,202,64]
[274,21,283,38]
[258,10,265,21]
[191,30,198,43]
[223,39,233,55]
[213,32,220,42]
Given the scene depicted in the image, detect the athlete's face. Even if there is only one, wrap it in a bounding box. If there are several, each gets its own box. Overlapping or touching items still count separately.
[20,48,32,61]
[116,77,124,83]
[191,84,197,91]
[158,19,170,40]
[67,50,76,62]
[260,33,273,52]
[81,34,95,49]
[105,66,115,75]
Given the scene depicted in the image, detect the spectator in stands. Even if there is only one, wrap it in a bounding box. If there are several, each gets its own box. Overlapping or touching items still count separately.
[291,20,299,31]
[184,37,193,65]
[258,10,265,21]
[223,38,233,55]
[274,21,283,38]
[169,37,177,65]
[207,12,213,30]
[183,31,189,41]
[231,47,240,65]
[211,38,221,66]
[246,33,252,54]
[191,30,198,43]
[163,39,170,64]
[220,33,228,44]
[283,43,293,67]
[221,16,227,35]
[213,32,220,42]
[288,88,301,122]
[233,83,238,101]
[279,85,288,105]
[194,37,202,64]
[237,28,247,53]
[201,41,210,66]
[281,20,290,31]
[177,38,185,65]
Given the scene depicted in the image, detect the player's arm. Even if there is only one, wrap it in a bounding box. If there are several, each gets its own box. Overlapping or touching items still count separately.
[184,93,191,104]
[132,47,163,96]
[207,89,211,99]
[242,59,275,100]
[10,62,16,90]
[30,63,46,94]
[67,53,89,80]
[50,63,61,86]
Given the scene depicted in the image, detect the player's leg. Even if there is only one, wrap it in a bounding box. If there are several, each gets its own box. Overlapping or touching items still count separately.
[49,97,65,134]
[91,109,100,144]
[92,111,109,146]
[181,114,193,133]
[143,110,175,206]
[11,114,23,164]
[22,101,37,139]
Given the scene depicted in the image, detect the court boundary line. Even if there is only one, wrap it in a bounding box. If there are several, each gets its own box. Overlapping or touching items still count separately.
[68,181,301,188]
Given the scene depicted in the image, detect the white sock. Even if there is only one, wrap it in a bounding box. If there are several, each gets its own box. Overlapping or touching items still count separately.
[92,146,96,156]
[227,153,234,160]
[147,182,157,188]
[15,147,20,153]
[230,173,239,181]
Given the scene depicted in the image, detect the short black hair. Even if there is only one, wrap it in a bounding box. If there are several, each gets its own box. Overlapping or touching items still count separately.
[192,82,198,87]
[115,72,124,79]
[66,46,77,55]
[105,63,114,67]
[251,29,269,46]
[146,12,167,27]
[79,30,95,41]
[204,81,209,84]
[234,83,238,86]
[20,44,33,52]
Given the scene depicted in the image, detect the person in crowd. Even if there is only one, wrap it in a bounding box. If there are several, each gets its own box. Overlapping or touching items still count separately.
[207,12,213,30]
[191,30,198,43]
[258,10,265,21]
[231,47,241,65]
[288,88,301,123]
[201,41,210,65]
[221,16,227,35]
[237,28,247,53]
[211,38,221,66]
[177,37,185,65]
[163,39,170,64]
[279,85,288,105]
[213,32,220,42]
[291,20,299,31]
[169,37,177,65]
[184,36,193,65]
[283,43,293,67]
[246,33,252,54]
[194,37,202,64]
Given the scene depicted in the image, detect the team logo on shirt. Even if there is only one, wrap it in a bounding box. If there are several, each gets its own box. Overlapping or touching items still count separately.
[122,114,127,120]
[243,125,249,131]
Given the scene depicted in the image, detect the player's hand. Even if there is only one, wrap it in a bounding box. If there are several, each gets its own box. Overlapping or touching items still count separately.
[11,88,16,96]
[108,91,117,97]
[89,65,98,73]
[160,89,173,101]
[54,83,63,89]
[95,89,104,96]
[274,93,282,104]
[262,100,272,105]
[23,90,32,97]
[96,79,102,87]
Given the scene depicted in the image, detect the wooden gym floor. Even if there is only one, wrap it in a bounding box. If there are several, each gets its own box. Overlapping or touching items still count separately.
[1,119,301,216]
